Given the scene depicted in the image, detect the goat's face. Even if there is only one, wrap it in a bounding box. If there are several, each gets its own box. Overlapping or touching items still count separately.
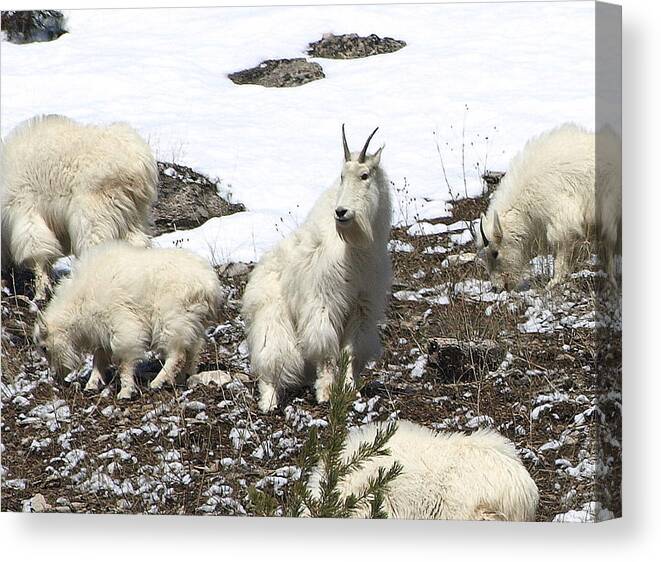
[33,313,78,379]
[335,125,384,247]
[476,211,524,291]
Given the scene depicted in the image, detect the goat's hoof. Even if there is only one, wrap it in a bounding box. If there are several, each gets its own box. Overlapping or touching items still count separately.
[84,380,103,393]
[315,390,331,404]
[258,399,278,414]
[117,388,137,400]
[149,378,172,391]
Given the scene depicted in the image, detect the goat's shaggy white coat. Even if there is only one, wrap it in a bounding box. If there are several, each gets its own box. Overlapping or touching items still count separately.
[242,130,391,412]
[1,115,158,299]
[34,242,224,399]
[307,420,539,521]
[476,124,621,288]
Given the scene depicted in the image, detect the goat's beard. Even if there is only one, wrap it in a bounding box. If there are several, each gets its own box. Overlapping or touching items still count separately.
[336,210,374,249]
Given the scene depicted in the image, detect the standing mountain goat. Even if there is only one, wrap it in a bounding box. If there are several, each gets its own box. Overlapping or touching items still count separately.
[476,124,621,289]
[1,115,158,299]
[33,242,224,399]
[307,420,539,521]
[242,126,392,413]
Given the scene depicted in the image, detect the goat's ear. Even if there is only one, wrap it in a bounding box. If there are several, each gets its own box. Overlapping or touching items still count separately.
[371,144,385,166]
[493,211,504,243]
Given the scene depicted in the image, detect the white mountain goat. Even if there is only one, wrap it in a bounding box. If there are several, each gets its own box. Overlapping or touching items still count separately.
[1,115,158,299]
[475,124,621,289]
[307,420,539,521]
[33,242,224,399]
[242,125,392,412]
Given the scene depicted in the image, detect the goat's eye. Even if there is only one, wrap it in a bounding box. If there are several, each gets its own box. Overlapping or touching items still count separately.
[361,172,369,181]
[492,250,499,259]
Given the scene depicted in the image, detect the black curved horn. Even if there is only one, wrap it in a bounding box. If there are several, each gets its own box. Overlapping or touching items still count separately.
[480,217,490,247]
[342,124,351,161]
[358,127,379,163]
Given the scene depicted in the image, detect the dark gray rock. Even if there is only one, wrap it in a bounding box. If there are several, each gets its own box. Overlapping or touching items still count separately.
[228,58,325,88]
[427,337,504,383]
[307,33,406,59]
[1,11,67,44]
[153,162,245,236]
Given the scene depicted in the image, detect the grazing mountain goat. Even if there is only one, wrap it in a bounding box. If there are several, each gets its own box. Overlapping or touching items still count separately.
[476,124,621,289]
[242,126,391,412]
[1,115,158,299]
[33,242,224,399]
[307,420,539,521]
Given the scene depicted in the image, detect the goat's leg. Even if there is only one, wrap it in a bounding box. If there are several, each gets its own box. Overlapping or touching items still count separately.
[33,261,53,301]
[85,348,111,392]
[341,348,356,391]
[549,243,573,288]
[258,379,279,413]
[150,349,186,390]
[117,360,138,400]
[339,317,361,391]
[599,241,619,288]
[183,341,202,378]
[314,362,335,404]
[339,308,379,391]
[256,352,304,413]
[6,209,61,301]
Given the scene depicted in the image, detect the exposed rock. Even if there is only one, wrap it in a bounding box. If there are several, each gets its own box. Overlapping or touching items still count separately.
[21,493,51,513]
[187,370,249,389]
[153,162,245,236]
[427,337,504,383]
[217,262,251,278]
[1,11,67,44]
[442,253,477,267]
[307,33,406,59]
[228,58,324,88]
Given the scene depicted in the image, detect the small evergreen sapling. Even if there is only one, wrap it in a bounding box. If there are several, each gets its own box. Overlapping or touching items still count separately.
[249,352,402,517]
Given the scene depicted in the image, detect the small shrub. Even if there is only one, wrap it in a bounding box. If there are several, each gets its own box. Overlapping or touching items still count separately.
[249,353,403,518]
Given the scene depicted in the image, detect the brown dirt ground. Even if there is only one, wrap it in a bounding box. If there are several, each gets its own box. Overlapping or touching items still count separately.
[1,180,621,520]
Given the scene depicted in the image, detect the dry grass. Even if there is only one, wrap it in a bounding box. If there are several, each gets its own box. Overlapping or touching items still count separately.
[1,186,621,520]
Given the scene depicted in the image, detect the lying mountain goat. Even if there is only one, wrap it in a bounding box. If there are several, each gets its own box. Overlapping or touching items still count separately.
[476,124,621,289]
[1,115,158,299]
[307,420,539,520]
[242,125,391,412]
[33,242,224,399]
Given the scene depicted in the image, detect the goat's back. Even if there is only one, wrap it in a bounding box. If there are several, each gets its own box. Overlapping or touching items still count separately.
[51,242,222,320]
[308,420,538,521]
[490,124,596,219]
[1,114,157,204]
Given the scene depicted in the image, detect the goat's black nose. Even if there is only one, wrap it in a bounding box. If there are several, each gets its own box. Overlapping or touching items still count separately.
[335,207,348,219]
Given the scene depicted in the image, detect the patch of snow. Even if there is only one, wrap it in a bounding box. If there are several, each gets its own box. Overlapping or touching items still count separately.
[410,354,427,378]
[20,400,71,431]
[388,240,415,253]
[450,229,473,246]
[465,415,494,428]
[553,502,614,523]
[423,245,448,255]
[454,279,506,303]
[229,427,252,449]
[407,222,449,237]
